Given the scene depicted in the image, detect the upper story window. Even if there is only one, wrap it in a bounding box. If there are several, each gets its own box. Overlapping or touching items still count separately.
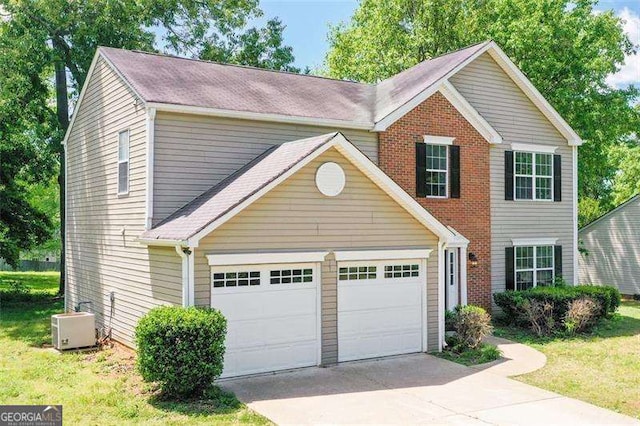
[426,144,448,197]
[416,136,460,199]
[505,145,560,202]
[514,152,552,200]
[117,130,130,195]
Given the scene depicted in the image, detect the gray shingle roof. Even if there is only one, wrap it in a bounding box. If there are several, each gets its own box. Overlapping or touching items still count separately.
[140,133,339,242]
[99,41,490,127]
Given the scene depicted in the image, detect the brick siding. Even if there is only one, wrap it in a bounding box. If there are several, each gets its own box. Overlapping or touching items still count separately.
[379,92,492,310]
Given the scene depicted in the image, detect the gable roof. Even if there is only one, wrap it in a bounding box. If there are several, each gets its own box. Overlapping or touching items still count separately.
[65,41,582,146]
[579,194,640,233]
[139,132,466,247]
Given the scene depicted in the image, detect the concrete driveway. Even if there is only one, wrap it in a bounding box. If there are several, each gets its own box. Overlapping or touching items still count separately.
[222,354,638,425]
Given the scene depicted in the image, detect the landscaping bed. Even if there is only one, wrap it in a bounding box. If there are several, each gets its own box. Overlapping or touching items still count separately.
[0,271,270,425]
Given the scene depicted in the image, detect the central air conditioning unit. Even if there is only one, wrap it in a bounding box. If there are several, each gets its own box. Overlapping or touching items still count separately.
[51,312,96,350]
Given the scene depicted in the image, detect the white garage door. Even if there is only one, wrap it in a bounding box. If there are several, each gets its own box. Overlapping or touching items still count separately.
[210,263,319,378]
[338,260,425,362]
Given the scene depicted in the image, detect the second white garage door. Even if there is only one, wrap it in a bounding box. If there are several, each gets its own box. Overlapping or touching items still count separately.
[338,260,425,362]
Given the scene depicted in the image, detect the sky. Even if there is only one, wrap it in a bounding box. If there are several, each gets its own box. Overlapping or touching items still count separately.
[257,0,640,87]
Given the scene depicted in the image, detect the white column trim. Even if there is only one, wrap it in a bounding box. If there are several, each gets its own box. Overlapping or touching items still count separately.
[572,145,579,285]
[175,246,189,307]
[145,107,156,230]
[437,241,446,351]
[460,246,468,306]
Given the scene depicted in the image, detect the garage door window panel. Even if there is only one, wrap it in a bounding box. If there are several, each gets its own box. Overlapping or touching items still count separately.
[270,268,313,284]
[339,266,377,281]
[213,270,260,288]
[384,264,420,279]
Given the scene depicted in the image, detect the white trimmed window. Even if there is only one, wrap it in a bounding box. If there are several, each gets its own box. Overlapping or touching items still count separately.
[339,266,377,281]
[515,245,554,290]
[117,130,130,195]
[514,152,552,200]
[425,144,448,197]
[384,264,420,279]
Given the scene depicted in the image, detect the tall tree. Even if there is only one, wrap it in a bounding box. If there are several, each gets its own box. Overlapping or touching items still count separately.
[0,0,298,294]
[327,0,640,217]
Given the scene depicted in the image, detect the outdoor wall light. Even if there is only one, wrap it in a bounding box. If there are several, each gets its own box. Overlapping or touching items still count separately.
[468,252,479,268]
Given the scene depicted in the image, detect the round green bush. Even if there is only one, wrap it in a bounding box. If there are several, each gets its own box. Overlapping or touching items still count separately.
[135,306,227,397]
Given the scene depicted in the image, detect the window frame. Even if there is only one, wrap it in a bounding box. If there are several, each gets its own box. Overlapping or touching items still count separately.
[117,129,130,196]
[513,151,553,201]
[514,245,555,290]
[424,144,449,199]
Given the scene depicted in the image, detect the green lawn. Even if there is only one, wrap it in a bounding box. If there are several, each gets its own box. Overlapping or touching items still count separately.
[494,301,640,418]
[0,271,270,425]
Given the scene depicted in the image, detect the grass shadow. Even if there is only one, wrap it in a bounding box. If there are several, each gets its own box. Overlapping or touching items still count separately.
[0,296,64,347]
[148,385,246,417]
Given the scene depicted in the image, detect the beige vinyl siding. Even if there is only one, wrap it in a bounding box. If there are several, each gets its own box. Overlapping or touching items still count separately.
[66,57,182,346]
[579,197,640,295]
[451,52,575,296]
[194,148,441,353]
[152,113,378,224]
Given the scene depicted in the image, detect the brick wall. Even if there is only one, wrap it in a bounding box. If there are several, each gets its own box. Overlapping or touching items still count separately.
[379,92,492,309]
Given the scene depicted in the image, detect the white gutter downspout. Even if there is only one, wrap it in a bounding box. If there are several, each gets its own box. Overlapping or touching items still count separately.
[572,145,579,285]
[175,245,195,307]
[145,108,156,230]
[437,240,446,351]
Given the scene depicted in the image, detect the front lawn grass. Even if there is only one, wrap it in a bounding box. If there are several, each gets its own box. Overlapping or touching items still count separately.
[494,301,640,418]
[0,271,271,425]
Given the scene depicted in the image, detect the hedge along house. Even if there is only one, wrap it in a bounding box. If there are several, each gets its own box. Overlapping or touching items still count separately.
[579,194,640,296]
[64,40,580,378]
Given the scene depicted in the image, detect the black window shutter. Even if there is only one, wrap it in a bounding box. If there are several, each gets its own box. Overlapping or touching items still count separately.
[416,142,427,198]
[505,151,514,200]
[505,247,515,290]
[554,245,563,279]
[449,145,460,199]
[553,154,562,202]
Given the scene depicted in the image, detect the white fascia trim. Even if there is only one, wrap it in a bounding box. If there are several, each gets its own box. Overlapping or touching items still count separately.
[439,81,503,144]
[511,142,558,154]
[189,133,460,245]
[444,226,470,247]
[145,108,156,230]
[334,249,433,262]
[373,43,491,132]
[63,49,147,147]
[147,102,373,131]
[62,52,99,147]
[572,146,579,285]
[332,138,459,243]
[511,238,558,246]
[138,238,188,247]
[424,135,455,145]
[485,43,582,146]
[207,251,329,266]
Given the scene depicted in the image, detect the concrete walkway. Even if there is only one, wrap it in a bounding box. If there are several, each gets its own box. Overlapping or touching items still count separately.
[222,352,638,425]
[474,335,547,377]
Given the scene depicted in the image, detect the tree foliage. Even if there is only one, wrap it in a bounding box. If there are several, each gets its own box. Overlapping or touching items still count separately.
[327,0,640,218]
[0,0,297,281]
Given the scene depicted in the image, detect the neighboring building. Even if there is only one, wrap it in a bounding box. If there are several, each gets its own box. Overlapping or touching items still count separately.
[64,40,581,378]
[579,195,640,296]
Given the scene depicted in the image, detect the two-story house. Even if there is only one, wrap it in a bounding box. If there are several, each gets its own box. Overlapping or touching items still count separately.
[64,41,581,378]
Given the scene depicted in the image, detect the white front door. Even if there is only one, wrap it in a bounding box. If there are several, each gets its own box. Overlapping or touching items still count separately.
[337,259,425,362]
[210,263,319,378]
[446,249,459,310]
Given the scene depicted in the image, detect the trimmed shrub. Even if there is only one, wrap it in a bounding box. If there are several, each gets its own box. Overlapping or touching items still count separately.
[453,305,492,350]
[493,285,620,334]
[445,309,456,332]
[135,306,227,397]
[564,297,601,333]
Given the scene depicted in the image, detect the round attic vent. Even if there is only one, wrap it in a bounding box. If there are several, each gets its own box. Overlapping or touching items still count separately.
[315,162,345,197]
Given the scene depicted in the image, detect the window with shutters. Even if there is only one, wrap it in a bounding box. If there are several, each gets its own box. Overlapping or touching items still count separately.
[515,245,554,290]
[425,144,448,198]
[117,130,130,195]
[514,152,553,201]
